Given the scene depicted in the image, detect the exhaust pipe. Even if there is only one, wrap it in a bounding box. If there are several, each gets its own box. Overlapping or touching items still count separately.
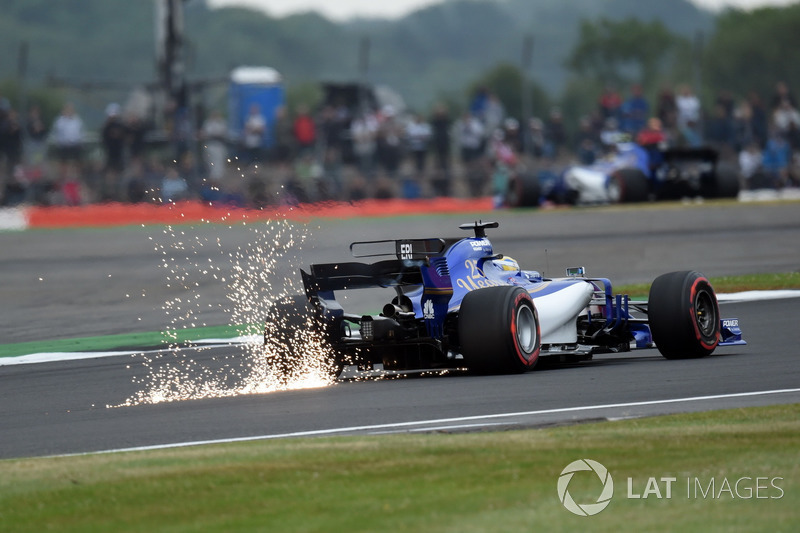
[382,303,415,320]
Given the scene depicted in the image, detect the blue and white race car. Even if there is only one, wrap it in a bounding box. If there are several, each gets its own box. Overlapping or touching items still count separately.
[507,143,741,207]
[270,221,744,376]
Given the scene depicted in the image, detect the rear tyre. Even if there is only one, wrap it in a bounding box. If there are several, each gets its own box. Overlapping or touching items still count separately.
[608,168,649,203]
[649,271,720,359]
[506,172,541,207]
[265,295,343,381]
[458,286,540,374]
[711,162,741,198]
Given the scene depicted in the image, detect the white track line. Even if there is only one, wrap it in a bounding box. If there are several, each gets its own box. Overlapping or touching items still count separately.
[68,388,800,457]
[370,422,510,435]
[717,290,800,302]
[0,342,250,367]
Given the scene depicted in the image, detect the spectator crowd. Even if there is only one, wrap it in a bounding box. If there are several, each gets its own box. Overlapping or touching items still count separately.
[1,79,799,208]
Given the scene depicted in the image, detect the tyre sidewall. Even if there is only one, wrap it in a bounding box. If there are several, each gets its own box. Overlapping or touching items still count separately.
[649,271,720,358]
[688,276,720,351]
[509,290,540,368]
[458,286,540,373]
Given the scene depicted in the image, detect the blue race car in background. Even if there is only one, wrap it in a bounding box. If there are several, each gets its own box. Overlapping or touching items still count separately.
[506,143,741,207]
[268,221,745,377]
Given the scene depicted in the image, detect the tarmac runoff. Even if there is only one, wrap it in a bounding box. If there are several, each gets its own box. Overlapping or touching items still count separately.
[1,290,797,367]
[55,388,800,456]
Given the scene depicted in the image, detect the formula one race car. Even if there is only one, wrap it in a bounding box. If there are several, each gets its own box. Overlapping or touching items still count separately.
[268,221,745,376]
[506,143,741,207]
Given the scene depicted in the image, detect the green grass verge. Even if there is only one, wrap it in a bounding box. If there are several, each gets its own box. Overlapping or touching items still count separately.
[0,324,257,358]
[616,271,800,300]
[0,404,797,532]
[2,271,798,359]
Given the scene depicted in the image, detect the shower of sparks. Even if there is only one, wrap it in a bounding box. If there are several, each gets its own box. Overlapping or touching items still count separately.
[117,217,338,407]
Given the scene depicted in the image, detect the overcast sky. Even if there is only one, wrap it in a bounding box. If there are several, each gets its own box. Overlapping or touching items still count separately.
[206,0,799,21]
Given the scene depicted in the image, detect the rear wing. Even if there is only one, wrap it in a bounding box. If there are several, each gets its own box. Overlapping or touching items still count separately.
[301,251,455,339]
[301,259,427,296]
[350,238,449,260]
[346,223,497,259]
[302,237,449,297]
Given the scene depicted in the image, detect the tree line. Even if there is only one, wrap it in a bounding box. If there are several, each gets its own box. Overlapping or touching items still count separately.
[0,0,798,135]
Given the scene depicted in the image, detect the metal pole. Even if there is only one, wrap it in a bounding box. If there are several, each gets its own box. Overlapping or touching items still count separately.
[521,34,534,155]
[17,41,29,151]
[693,30,704,139]
[358,36,370,114]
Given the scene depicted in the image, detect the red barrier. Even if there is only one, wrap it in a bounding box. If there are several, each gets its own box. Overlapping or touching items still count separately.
[25,197,496,228]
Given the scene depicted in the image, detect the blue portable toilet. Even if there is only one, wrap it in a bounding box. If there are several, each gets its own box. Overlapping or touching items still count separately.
[228,66,285,150]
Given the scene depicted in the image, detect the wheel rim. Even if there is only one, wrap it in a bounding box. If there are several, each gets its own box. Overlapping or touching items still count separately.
[607,177,622,203]
[694,288,717,337]
[515,304,537,353]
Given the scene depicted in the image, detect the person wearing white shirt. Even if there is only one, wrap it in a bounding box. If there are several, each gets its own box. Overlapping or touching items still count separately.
[51,102,84,161]
[675,84,701,130]
[50,102,85,183]
[242,103,266,164]
[406,113,432,175]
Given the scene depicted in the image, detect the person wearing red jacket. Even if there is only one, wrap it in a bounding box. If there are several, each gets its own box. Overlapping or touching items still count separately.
[636,117,667,147]
[293,105,316,156]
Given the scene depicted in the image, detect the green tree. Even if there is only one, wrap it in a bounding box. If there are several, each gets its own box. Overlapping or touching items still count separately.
[558,77,604,140]
[0,79,63,124]
[566,17,685,90]
[467,63,550,122]
[703,5,800,102]
[284,82,323,113]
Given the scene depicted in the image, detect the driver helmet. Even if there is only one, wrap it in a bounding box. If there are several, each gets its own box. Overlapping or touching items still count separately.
[493,256,520,273]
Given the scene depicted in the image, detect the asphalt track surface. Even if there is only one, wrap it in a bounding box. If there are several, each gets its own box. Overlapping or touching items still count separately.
[1,202,799,459]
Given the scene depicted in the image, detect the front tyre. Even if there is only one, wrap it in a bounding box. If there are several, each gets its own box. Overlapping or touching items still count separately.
[649,271,720,359]
[458,286,541,374]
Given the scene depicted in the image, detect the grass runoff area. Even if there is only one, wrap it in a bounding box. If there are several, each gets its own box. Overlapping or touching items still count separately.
[0,404,797,531]
[1,271,798,358]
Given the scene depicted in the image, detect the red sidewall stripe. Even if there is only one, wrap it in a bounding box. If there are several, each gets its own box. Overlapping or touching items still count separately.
[511,292,540,367]
[689,277,720,350]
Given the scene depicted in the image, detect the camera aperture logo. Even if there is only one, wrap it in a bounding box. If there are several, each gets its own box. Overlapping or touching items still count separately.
[557,459,614,516]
